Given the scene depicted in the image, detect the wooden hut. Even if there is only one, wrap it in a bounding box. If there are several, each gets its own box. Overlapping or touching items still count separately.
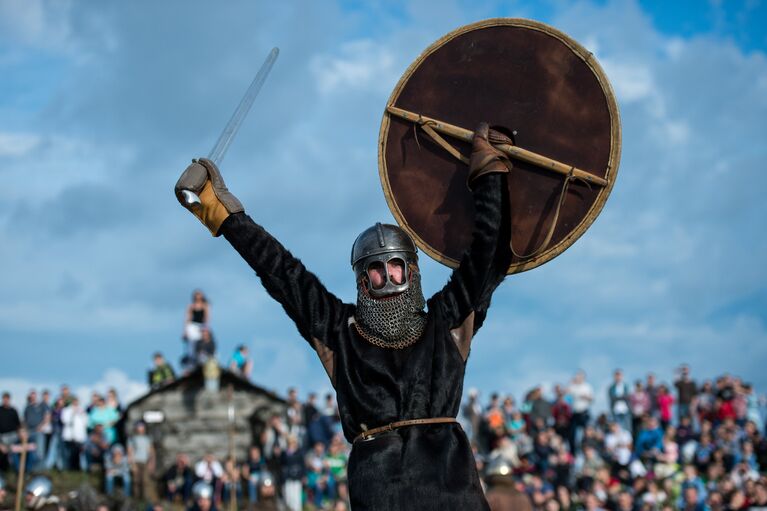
[121,365,286,470]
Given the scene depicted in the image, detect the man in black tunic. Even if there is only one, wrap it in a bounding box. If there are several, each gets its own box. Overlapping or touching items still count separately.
[176,123,512,510]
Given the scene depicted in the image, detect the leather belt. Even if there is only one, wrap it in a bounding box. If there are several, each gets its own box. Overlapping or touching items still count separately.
[354,417,458,443]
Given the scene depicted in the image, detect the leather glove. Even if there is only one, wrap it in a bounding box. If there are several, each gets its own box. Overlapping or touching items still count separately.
[467,122,513,189]
[175,158,244,236]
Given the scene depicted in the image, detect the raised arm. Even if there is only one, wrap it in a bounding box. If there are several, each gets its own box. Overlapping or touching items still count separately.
[175,158,348,382]
[436,124,512,357]
[219,212,349,350]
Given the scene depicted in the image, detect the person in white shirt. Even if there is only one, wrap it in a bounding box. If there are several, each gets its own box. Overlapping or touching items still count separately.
[604,421,632,467]
[568,370,593,454]
[60,397,88,471]
[195,453,225,483]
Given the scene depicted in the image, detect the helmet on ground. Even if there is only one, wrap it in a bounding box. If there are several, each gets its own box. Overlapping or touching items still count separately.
[25,476,52,499]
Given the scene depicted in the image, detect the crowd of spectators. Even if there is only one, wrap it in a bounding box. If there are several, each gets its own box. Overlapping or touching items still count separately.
[3,288,766,510]
[2,365,765,511]
[468,366,767,511]
[0,386,127,477]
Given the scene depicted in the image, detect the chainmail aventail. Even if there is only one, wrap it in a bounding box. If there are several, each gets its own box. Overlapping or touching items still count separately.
[354,272,427,349]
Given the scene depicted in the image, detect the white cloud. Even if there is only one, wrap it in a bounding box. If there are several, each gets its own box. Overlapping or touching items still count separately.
[601,59,655,102]
[0,0,75,50]
[310,39,397,95]
[0,132,41,157]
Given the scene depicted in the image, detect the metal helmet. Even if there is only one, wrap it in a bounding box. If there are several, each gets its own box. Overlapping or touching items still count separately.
[259,471,275,489]
[351,223,418,298]
[24,476,53,508]
[192,481,213,500]
[484,457,514,482]
[25,476,52,499]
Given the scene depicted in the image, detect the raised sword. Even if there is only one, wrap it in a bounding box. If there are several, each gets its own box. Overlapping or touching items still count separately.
[180,47,280,206]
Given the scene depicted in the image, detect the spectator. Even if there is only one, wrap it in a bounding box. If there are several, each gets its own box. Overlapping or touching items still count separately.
[185,290,210,337]
[84,423,109,469]
[743,383,762,429]
[646,373,659,418]
[326,435,349,487]
[695,380,716,424]
[461,389,483,444]
[86,391,100,413]
[229,344,252,379]
[61,396,88,470]
[23,390,48,470]
[674,364,697,421]
[304,393,326,447]
[104,444,132,497]
[305,441,335,508]
[39,390,53,467]
[253,472,282,511]
[189,480,217,511]
[604,421,632,468]
[195,328,217,365]
[629,380,650,436]
[568,370,593,454]
[694,432,714,471]
[676,466,706,511]
[221,456,242,505]
[183,290,210,365]
[657,384,675,430]
[0,392,21,471]
[44,396,64,470]
[106,388,123,415]
[551,386,572,441]
[527,387,553,432]
[8,426,37,471]
[285,388,302,425]
[58,385,74,406]
[127,421,156,501]
[195,452,224,490]
[88,394,119,445]
[243,446,267,504]
[655,425,679,479]
[608,370,632,434]
[149,352,176,388]
[164,453,193,503]
[634,416,663,463]
[262,414,287,460]
[281,435,305,511]
[580,445,605,478]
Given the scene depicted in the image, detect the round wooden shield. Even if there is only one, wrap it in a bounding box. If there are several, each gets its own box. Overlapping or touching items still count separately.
[378,18,621,274]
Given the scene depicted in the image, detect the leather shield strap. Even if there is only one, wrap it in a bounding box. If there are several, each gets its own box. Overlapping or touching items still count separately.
[354,417,458,443]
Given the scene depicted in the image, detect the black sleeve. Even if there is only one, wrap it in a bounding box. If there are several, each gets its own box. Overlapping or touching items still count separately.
[436,173,511,332]
[220,212,349,350]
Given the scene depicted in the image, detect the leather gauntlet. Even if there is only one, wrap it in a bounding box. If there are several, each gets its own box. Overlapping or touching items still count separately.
[175,158,244,236]
[467,122,513,189]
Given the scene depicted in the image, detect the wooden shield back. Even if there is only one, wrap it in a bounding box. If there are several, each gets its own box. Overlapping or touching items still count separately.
[378,18,621,274]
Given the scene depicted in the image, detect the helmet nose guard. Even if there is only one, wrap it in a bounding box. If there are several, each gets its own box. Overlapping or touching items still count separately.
[351,223,418,298]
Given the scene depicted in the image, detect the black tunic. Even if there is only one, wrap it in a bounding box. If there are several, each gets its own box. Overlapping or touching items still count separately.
[220,173,510,510]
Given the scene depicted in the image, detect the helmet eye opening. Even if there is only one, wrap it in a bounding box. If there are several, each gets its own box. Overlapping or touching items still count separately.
[387,258,406,285]
[366,261,387,290]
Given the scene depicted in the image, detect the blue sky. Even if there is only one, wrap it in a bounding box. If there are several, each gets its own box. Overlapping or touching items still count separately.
[1,0,765,411]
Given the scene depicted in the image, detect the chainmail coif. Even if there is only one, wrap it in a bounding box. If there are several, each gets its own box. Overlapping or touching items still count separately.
[355,271,427,349]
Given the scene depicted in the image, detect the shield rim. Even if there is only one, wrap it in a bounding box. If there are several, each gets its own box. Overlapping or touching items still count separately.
[377,17,622,274]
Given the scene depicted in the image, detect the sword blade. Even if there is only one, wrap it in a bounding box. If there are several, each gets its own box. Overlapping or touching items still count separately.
[208,47,279,165]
